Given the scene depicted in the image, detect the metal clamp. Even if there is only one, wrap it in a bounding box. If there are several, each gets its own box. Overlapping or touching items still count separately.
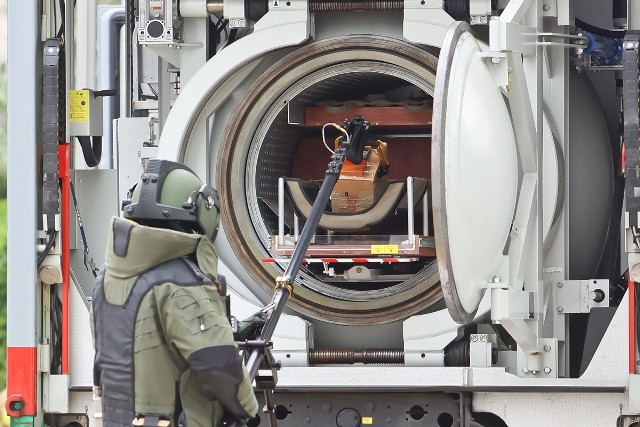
[275,276,293,297]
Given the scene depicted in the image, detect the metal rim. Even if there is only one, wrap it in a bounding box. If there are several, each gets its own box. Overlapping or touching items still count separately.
[217,35,443,325]
[431,21,475,324]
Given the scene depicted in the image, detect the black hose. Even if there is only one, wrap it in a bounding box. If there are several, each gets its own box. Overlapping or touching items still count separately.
[612,0,626,21]
[37,230,57,268]
[575,17,625,39]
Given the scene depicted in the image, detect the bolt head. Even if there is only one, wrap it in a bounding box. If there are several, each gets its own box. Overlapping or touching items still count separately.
[543,4,550,11]
[557,306,564,312]
[530,370,538,375]
[522,368,529,374]
[557,282,563,288]
[491,275,501,283]
[480,335,487,342]
[543,345,551,352]
[544,367,552,374]
[471,335,478,342]
[491,57,501,64]
[162,209,171,217]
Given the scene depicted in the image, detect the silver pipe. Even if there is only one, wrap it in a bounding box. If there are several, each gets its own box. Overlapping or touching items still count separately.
[294,212,300,242]
[207,0,224,14]
[278,177,285,245]
[407,177,414,239]
[423,187,429,236]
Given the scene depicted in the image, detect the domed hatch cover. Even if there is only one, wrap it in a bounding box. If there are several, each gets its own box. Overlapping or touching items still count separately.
[432,22,519,324]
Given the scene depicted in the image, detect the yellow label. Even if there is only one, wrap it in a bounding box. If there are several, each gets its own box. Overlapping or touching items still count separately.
[371,244,399,255]
[69,90,90,122]
[362,417,373,425]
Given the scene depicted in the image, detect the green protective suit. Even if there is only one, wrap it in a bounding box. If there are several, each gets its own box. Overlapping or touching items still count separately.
[92,217,258,427]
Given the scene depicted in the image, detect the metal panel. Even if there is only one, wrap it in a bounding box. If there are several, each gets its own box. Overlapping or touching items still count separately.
[70,170,119,296]
[97,6,126,169]
[473,392,625,427]
[253,392,462,427]
[69,273,96,388]
[7,0,39,348]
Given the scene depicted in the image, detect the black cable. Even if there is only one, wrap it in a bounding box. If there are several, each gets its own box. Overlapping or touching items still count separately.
[50,289,63,374]
[575,17,625,39]
[56,0,65,38]
[37,230,57,268]
[227,28,239,45]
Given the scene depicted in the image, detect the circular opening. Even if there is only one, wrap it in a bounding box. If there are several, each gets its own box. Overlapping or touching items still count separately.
[247,415,261,427]
[146,20,164,38]
[408,405,426,420]
[437,412,454,427]
[218,36,442,325]
[275,405,291,420]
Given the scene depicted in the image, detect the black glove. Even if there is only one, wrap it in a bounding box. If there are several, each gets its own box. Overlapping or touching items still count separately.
[220,408,255,427]
[233,310,267,342]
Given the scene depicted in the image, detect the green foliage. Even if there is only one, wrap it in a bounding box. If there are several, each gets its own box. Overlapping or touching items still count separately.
[0,199,7,389]
[0,62,6,199]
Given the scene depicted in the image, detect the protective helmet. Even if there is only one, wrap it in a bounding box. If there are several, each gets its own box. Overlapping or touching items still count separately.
[122,159,220,241]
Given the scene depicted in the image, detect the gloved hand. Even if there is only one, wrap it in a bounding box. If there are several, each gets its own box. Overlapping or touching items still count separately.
[233,310,267,342]
[219,412,246,427]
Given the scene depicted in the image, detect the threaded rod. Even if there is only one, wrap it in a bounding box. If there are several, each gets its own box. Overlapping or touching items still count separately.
[309,348,405,365]
[310,0,404,12]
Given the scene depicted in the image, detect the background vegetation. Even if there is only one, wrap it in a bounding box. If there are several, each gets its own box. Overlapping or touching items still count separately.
[0,52,8,390]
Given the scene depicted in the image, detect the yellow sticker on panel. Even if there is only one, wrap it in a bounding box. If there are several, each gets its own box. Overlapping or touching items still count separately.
[370,244,399,255]
[362,417,373,425]
[69,90,90,122]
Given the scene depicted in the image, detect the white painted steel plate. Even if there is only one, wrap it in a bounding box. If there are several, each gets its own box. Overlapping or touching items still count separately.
[432,22,518,323]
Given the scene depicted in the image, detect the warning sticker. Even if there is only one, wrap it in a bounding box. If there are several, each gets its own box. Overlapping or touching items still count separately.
[362,417,373,425]
[370,244,399,255]
[69,90,90,122]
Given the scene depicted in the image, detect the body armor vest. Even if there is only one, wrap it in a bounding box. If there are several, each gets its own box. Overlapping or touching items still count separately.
[93,257,213,427]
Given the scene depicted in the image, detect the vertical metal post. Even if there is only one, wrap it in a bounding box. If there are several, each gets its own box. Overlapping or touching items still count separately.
[294,212,299,242]
[74,0,97,169]
[97,6,126,169]
[6,0,39,420]
[75,0,97,89]
[407,176,414,240]
[422,187,429,236]
[278,177,285,245]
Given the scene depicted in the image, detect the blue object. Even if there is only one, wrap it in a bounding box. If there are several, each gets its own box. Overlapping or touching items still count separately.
[583,31,623,65]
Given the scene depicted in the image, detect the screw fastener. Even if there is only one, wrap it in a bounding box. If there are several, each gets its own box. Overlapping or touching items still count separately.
[544,367,552,374]
[557,306,563,312]
[544,345,551,352]
[543,4,550,11]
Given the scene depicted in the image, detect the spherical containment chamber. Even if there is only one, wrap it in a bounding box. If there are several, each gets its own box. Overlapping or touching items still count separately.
[216,36,444,325]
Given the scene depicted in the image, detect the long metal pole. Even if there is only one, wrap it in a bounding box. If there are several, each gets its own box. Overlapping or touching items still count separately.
[245,140,352,380]
[245,165,343,380]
